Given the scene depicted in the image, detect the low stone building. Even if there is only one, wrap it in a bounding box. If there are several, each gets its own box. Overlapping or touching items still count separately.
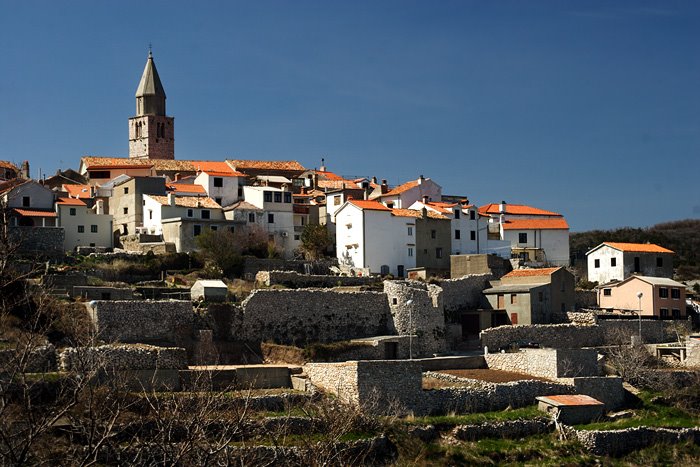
[191,279,228,302]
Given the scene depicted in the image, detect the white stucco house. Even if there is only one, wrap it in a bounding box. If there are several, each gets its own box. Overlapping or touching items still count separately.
[55,197,113,251]
[586,242,674,284]
[192,161,245,207]
[372,175,442,209]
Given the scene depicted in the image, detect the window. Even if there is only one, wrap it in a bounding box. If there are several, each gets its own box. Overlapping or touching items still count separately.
[201,210,210,219]
[88,170,110,179]
[230,227,235,233]
[123,187,129,194]
[213,177,223,187]
[392,297,398,305]
[561,303,566,312]
[454,210,460,219]
[431,230,436,239]
[386,202,394,209]
[187,209,193,218]
[248,213,255,223]
[90,225,98,233]
[193,225,202,236]
[611,258,616,267]
[660,308,669,318]
[510,294,517,304]
[594,259,600,268]
[268,213,274,223]
[123,207,128,215]
[294,235,300,240]
[215,197,222,205]
[274,192,282,203]
[22,196,30,207]
[77,225,84,233]
[264,191,272,202]
[656,257,663,267]
[284,192,292,203]
[470,230,476,241]
[603,288,611,296]
[210,225,218,231]
[455,229,461,239]
[149,210,153,220]
[470,210,476,220]
[659,287,669,298]
[408,247,413,257]
[407,226,413,236]
[69,208,76,216]
[436,247,443,259]
[671,288,680,299]
[518,233,527,243]
[334,196,341,206]
[238,186,243,198]
[672,309,681,318]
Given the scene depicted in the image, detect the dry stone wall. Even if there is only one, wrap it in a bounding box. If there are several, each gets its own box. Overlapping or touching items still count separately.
[239,289,390,346]
[452,418,553,440]
[59,344,188,371]
[0,344,57,372]
[574,426,700,457]
[484,348,599,379]
[88,300,194,345]
[439,274,492,312]
[255,271,377,288]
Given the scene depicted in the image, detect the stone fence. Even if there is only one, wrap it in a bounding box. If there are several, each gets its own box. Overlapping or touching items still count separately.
[484,348,599,378]
[59,344,188,371]
[438,274,492,312]
[573,426,700,457]
[0,344,57,373]
[255,270,377,288]
[10,226,64,257]
[72,286,135,300]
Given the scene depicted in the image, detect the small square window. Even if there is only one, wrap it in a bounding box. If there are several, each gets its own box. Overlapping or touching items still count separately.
[193,225,202,236]
[268,213,274,223]
[469,210,476,220]
[284,192,292,203]
[436,247,443,259]
[656,257,663,267]
[660,308,669,317]
[215,197,222,205]
[77,225,84,233]
[187,209,193,218]
[124,187,129,194]
[22,196,30,207]
[90,225,98,233]
[455,229,461,239]
[213,177,223,187]
[611,258,616,267]
[594,259,600,268]
[69,208,76,216]
[274,192,282,203]
[294,234,300,240]
[454,210,460,219]
[659,287,669,298]
[264,191,272,202]
[431,230,436,239]
[248,213,255,222]
[518,233,527,243]
[210,225,218,231]
[603,288,611,296]
[470,230,476,241]
[671,288,680,299]
[201,210,210,219]
[123,207,128,215]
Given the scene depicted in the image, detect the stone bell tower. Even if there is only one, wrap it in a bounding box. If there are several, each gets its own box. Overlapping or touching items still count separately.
[128,51,174,160]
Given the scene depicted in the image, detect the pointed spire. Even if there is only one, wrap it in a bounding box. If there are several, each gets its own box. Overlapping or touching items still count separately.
[135,50,166,116]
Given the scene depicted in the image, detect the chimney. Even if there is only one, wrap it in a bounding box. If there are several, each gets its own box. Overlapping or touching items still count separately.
[363,187,370,200]
[381,179,388,194]
[499,200,507,225]
[418,174,424,185]
[20,160,30,179]
[89,185,96,198]
[96,199,105,215]
[421,207,428,219]
[167,192,176,206]
[319,157,326,172]
[174,172,181,182]
[371,176,377,184]
[422,195,429,205]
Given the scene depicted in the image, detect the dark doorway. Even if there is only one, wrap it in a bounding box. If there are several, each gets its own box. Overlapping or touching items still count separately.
[634,256,640,272]
[384,342,398,359]
[461,313,480,340]
[510,313,519,325]
[397,265,404,277]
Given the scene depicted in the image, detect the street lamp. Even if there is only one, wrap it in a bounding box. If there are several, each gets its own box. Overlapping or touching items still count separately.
[636,292,643,343]
[406,299,414,359]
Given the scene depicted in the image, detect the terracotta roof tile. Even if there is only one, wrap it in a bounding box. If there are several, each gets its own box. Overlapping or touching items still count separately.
[148,195,221,209]
[224,200,262,211]
[167,183,207,194]
[502,267,561,278]
[316,170,344,181]
[603,242,674,254]
[317,179,359,189]
[347,199,392,211]
[382,180,419,196]
[56,197,87,206]
[479,203,562,217]
[227,159,306,171]
[63,184,92,199]
[392,208,449,220]
[537,394,604,406]
[0,161,18,170]
[13,208,57,218]
[502,218,569,230]
[193,161,245,177]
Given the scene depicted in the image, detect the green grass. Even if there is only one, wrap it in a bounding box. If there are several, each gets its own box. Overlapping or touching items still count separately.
[403,404,541,426]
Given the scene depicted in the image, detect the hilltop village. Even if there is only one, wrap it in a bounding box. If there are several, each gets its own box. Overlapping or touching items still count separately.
[1,53,699,464]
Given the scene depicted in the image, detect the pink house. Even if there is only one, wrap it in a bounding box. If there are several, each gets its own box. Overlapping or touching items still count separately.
[597,275,687,319]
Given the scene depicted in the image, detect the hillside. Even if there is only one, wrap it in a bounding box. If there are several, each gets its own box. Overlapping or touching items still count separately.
[570,219,700,280]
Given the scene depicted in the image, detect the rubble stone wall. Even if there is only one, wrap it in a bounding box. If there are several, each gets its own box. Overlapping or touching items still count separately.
[255,270,377,288]
[0,344,57,372]
[88,300,194,345]
[71,286,135,300]
[574,426,700,457]
[439,274,492,312]
[58,344,188,371]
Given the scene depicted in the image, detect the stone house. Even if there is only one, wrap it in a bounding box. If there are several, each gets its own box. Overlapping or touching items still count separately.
[597,275,687,319]
[109,176,167,238]
[586,242,674,284]
[483,267,576,325]
[479,201,570,266]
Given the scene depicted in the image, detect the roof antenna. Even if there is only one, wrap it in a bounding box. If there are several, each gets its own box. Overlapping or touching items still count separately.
[148,43,153,57]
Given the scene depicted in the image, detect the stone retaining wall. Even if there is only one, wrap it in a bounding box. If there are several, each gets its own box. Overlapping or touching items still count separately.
[59,344,188,371]
[452,418,553,440]
[574,426,700,457]
[484,348,599,379]
[439,274,492,312]
[255,270,377,288]
[88,300,194,345]
[0,344,57,372]
[72,286,135,300]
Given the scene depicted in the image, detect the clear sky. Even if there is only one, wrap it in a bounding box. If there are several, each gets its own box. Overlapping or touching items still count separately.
[1,1,698,231]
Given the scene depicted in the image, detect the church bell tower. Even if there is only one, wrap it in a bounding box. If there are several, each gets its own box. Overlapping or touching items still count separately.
[129,51,174,160]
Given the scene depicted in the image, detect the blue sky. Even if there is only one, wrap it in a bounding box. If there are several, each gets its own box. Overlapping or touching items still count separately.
[1,0,698,231]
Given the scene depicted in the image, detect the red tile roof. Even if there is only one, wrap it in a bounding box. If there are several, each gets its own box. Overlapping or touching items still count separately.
[193,161,245,177]
[537,394,604,407]
[0,161,18,170]
[383,180,419,196]
[63,184,92,199]
[424,201,458,214]
[167,183,207,194]
[56,197,86,206]
[479,203,562,217]
[13,208,57,218]
[502,267,561,278]
[227,159,306,171]
[392,208,449,220]
[316,170,344,181]
[603,242,674,254]
[502,218,569,230]
[347,199,392,211]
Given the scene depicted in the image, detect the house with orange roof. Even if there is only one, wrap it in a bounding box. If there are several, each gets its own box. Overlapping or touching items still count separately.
[483,267,575,325]
[226,159,306,181]
[55,196,113,252]
[479,201,570,266]
[586,242,675,284]
[1,179,57,227]
[371,175,442,209]
[192,161,246,207]
[108,176,168,239]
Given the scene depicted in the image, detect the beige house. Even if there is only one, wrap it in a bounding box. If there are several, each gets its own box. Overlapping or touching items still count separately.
[597,275,687,319]
[55,197,113,251]
[483,267,576,325]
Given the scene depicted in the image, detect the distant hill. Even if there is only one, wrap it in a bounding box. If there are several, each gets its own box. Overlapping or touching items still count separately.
[570,219,700,280]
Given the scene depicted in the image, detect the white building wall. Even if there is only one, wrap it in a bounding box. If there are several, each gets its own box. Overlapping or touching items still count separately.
[336,204,365,269]
[57,205,113,251]
[502,228,569,266]
[587,247,625,284]
[194,172,240,207]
